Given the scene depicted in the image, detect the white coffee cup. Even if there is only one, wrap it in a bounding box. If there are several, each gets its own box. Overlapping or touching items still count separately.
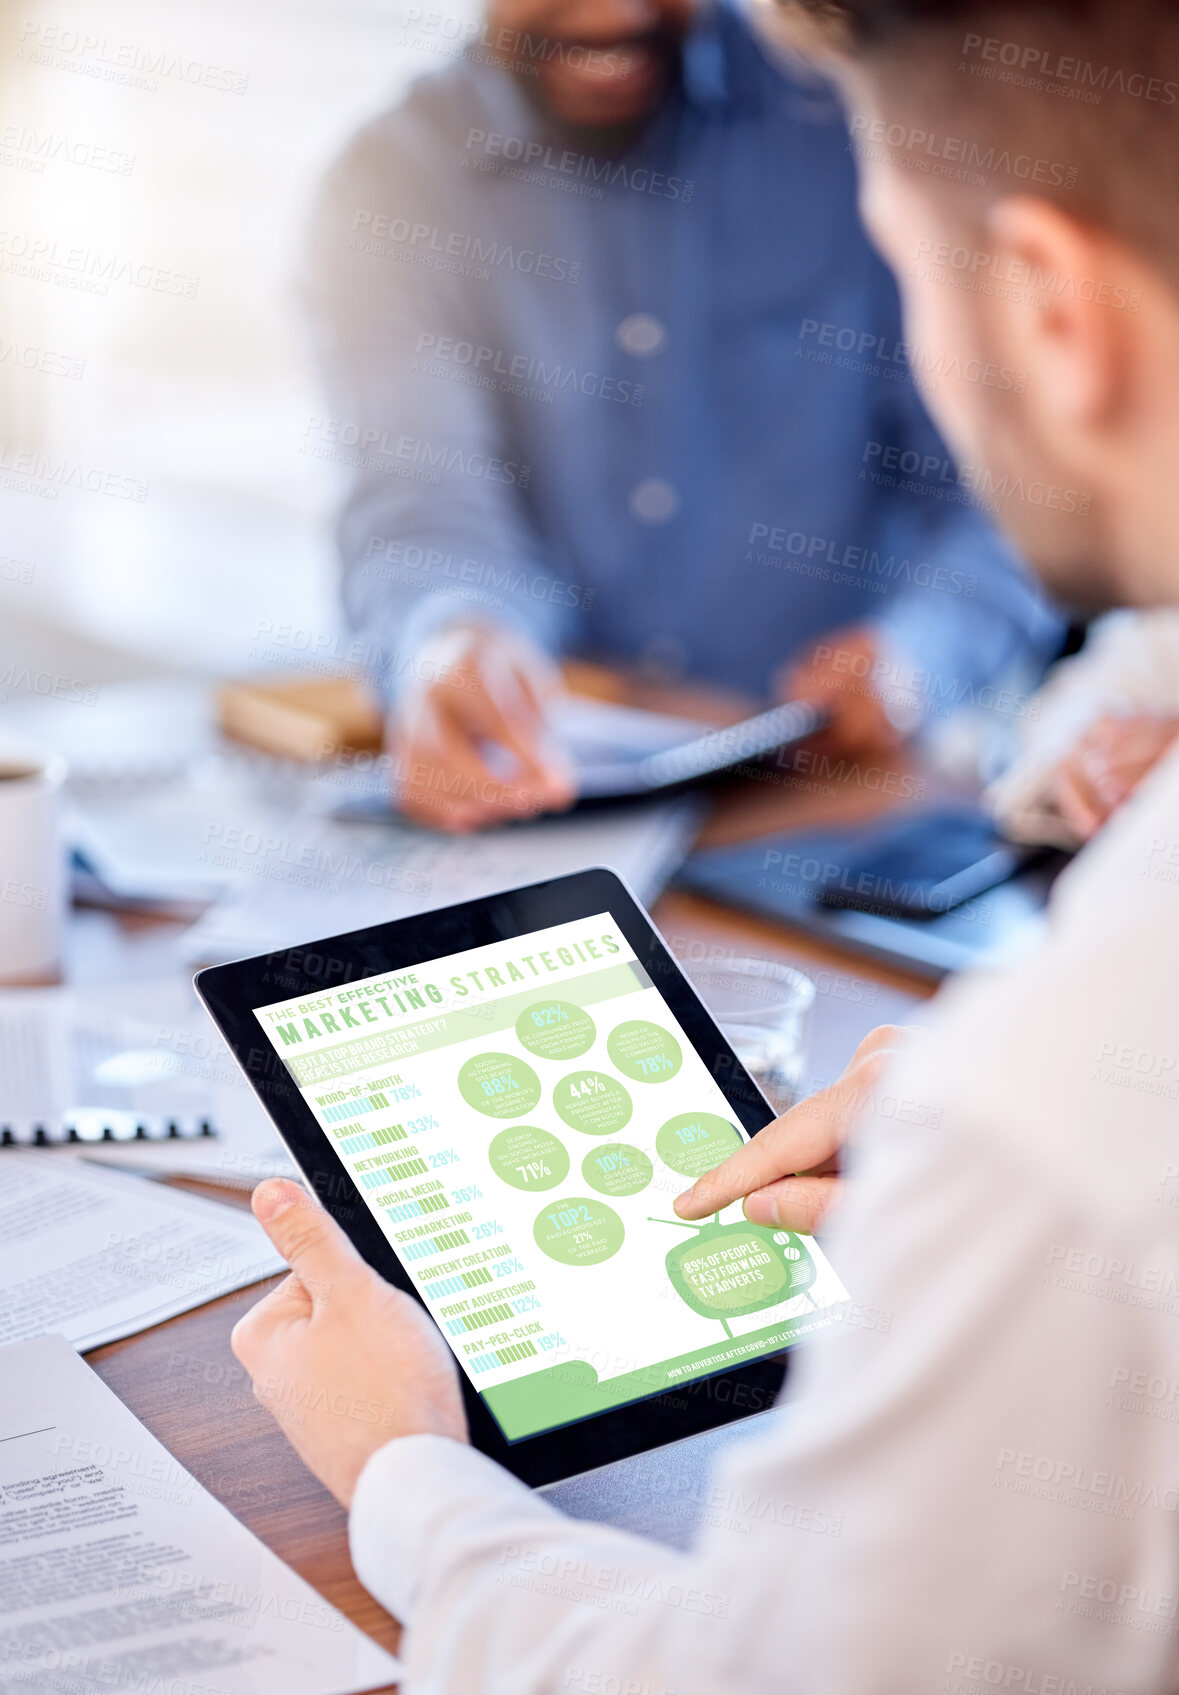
[0,748,67,984]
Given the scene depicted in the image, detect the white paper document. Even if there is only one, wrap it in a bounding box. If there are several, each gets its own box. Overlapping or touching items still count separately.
[0,1156,285,1351]
[0,1335,399,1694]
[179,798,701,966]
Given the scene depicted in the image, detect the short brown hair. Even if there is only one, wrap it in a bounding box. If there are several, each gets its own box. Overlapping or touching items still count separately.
[773,0,1179,281]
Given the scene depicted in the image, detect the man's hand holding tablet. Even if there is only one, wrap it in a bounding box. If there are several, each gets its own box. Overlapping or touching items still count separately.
[228,1013,904,1508]
[198,870,854,1490]
[232,1178,469,1507]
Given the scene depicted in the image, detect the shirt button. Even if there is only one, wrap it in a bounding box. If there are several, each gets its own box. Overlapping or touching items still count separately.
[629,479,680,523]
[615,313,666,357]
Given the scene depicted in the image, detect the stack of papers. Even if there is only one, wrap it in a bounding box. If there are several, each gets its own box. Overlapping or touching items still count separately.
[0,1154,285,1351]
[53,683,707,925]
[68,755,307,912]
[179,798,701,966]
[0,1336,399,1693]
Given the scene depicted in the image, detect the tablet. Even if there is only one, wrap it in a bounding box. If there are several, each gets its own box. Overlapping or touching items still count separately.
[332,697,828,820]
[196,868,847,1487]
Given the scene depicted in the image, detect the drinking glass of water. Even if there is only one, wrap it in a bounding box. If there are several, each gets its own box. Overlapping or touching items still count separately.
[681,955,815,1114]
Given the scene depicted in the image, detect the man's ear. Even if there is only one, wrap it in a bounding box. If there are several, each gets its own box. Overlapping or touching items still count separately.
[983,195,1134,436]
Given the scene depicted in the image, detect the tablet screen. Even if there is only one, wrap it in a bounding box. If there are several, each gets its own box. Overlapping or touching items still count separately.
[252,913,847,1442]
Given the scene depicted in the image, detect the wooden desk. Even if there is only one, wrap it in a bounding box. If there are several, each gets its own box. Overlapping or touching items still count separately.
[75,722,936,1687]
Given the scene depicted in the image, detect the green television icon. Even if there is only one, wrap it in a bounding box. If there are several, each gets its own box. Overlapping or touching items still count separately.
[652,1215,817,1337]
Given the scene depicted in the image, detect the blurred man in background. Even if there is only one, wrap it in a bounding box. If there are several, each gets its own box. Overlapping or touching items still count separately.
[306,0,1060,829]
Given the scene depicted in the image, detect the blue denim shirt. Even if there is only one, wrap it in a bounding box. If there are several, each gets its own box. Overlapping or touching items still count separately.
[305,1,1061,715]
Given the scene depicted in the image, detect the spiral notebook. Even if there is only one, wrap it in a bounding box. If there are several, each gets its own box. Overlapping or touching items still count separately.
[0,986,218,1148]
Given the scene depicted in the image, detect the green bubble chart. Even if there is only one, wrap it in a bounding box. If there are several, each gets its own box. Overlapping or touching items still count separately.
[515,999,596,1061]
[534,1196,625,1266]
[553,1069,633,1136]
[606,1019,682,1083]
[488,1125,569,1191]
[655,1112,743,1179]
[581,1142,652,1199]
[457,1051,542,1118]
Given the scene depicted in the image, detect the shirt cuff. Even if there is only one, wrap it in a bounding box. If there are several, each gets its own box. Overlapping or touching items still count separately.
[348,1435,541,1624]
[859,617,926,736]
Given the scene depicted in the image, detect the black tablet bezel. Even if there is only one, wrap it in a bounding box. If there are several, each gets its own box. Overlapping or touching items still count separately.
[195,866,791,1488]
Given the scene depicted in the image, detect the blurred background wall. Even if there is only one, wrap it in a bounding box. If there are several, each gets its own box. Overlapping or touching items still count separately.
[0,0,478,694]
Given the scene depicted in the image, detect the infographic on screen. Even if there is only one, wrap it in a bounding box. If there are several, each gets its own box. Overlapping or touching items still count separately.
[254,916,848,1440]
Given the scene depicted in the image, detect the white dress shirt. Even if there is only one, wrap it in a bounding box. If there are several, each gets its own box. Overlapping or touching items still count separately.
[351,742,1179,1695]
